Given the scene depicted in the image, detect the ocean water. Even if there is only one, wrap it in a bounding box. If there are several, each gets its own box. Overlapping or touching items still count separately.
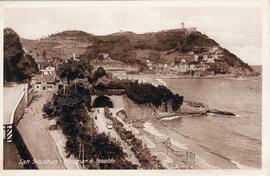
[151,76,262,168]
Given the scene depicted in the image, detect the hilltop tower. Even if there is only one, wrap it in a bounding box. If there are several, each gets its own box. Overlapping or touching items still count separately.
[73,41,76,60]
[181,22,185,29]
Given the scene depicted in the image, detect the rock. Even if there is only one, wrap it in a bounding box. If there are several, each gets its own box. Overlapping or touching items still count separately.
[207,109,236,116]
[179,101,209,115]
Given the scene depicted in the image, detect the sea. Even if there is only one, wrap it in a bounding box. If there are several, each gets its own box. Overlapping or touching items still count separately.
[149,66,262,168]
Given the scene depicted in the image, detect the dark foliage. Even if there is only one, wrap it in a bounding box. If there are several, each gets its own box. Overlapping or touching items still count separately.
[94,79,183,111]
[90,67,107,83]
[125,81,183,111]
[56,59,94,82]
[4,28,38,82]
[43,86,137,169]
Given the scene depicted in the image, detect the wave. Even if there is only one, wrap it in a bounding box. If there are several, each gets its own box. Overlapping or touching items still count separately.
[231,160,252,169]
[198,144,252,169]
[160,116,182,121]
[143,121,187,150]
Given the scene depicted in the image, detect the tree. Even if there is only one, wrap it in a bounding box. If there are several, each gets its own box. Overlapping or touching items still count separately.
[57,60,94,82]
[92,67,107,82]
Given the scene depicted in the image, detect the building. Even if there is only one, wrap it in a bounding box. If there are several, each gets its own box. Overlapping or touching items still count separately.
[209,46,219,53]
[203,55,208,62]
[146,60,153,69]
[189,64,196,70]
[99,53,110,60]
[32,74,56,91]
[107,69,127,79]
[40,65,55,76]
[194,55,199,62]
[207,57,215,63]
[164,63,168,69]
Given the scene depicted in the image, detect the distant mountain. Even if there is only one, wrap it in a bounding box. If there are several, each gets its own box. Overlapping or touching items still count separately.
[20,28,259,76]
[4,28,38,82]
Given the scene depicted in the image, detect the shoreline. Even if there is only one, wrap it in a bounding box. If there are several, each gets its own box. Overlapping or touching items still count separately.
[128,76,258,169]
[132,119,218,169]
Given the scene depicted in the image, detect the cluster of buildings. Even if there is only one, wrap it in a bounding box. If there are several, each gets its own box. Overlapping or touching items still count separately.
[31,51,130,92]
[145,46,224,75]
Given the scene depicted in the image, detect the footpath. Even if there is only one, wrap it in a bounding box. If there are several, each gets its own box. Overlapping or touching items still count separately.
[17,92,66,169]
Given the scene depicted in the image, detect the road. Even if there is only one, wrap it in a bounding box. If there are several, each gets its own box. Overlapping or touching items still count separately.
[17,91,66,169]
[90,108,141,167]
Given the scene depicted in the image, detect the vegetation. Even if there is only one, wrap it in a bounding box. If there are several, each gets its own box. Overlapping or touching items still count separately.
[89,66,108,83]
[95,79,183,111]
[56,59,94,82]
[43,86,137,169]
[4,28,38,82]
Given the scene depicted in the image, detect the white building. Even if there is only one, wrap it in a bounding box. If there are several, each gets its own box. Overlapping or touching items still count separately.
[99,53,110,60]
[180,59,186,64]
[203,55,208,62]
[207,57,215,63]
[189,64,196,70]
[194,55,199,62]
[32,74,56,91]
[40,65,55,76]
[210,46,219,53]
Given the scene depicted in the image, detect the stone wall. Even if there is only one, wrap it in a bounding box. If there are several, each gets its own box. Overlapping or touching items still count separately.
[13,93,26,125]
[122,95,170,122]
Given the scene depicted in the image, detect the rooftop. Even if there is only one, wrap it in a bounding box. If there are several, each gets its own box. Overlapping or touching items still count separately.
[33,74,55,82]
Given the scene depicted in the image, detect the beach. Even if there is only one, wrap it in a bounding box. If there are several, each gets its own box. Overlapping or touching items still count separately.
[130,75,261,169]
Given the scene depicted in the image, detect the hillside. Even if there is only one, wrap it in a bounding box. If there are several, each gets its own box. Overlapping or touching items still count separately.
[20,28,258,76]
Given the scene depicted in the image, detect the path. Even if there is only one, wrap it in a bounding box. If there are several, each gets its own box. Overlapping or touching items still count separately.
[90,108,141,167]
[17,91,66,169]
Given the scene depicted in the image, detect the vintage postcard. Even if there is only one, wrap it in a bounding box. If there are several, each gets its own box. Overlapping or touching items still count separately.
[0,0,269,176]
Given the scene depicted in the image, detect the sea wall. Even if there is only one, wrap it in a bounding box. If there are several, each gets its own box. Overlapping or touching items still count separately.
[122,95,172,122]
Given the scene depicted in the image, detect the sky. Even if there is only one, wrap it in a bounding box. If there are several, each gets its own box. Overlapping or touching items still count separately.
[4,5,263,65]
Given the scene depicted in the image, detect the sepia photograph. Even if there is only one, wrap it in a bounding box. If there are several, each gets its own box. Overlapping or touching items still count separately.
[1,0,269,175]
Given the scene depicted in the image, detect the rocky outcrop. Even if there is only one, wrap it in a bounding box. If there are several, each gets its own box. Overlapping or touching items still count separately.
[207,109,236,117]
[122,95,173,122]
[4,28,38,82]
[179,101,209,115]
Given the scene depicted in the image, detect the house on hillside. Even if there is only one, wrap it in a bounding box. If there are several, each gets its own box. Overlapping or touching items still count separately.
[99,53,111,60]
[193,54,199,62]
[146,60,153,69]
[189,64,196,70]
[40,65,56,76]
[32,74,56,91]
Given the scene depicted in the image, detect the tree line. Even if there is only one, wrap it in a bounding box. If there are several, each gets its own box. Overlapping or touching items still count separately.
[43,86,137,169]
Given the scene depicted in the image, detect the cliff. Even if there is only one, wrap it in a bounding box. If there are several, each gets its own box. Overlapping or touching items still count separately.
[4,28,38,82]
[20,28,258,76]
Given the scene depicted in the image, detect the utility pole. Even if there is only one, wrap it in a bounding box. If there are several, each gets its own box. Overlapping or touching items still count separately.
[63,84,66,95]
[79,142,85,169]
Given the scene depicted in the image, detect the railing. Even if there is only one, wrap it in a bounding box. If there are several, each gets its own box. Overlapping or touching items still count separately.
[3,124,38,169]
[3,124,13,143]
